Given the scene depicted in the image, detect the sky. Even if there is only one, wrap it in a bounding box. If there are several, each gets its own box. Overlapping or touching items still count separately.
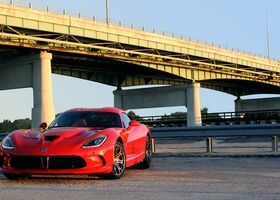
[0,0,280,121]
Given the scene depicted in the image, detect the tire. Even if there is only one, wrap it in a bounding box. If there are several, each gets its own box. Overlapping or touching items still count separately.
[3,173,30,180]
[99,141,126,179]
[138,135,152,169]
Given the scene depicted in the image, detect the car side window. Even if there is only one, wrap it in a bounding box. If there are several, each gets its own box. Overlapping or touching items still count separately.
[121,113,131,128]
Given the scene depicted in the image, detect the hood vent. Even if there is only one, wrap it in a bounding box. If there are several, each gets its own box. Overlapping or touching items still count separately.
[44,136,60,141]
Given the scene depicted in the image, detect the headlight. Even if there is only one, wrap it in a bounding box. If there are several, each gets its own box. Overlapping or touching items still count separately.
[82,135,107,148]
[1,136,15,150]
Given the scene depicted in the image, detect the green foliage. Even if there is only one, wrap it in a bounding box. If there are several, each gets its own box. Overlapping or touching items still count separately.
[201,107,208,115]
[166,108,209,118]
[162,108,209,119]
[127,108,214,122]
[0,118,31,133]
[128,111,140,119]
[169,112,187,117]
[200,107,220,119]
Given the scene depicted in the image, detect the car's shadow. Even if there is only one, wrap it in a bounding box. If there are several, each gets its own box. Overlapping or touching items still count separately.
[0,168,144,183]
[0,174,99,182]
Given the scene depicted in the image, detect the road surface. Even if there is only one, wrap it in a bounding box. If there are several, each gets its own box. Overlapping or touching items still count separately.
[0,156,279,200]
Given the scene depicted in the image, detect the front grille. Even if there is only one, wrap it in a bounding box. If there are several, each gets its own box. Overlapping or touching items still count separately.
[0,156,4,168]
[10,156,87,170]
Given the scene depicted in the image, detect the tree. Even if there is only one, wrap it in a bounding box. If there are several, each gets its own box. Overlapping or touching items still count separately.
[13,118,31,130]
[200,107,220,119]
[201,107,208,115]
[168,112,187,120]
[0,120,13,133]
[0,118,31,133]
[128,111,140,119]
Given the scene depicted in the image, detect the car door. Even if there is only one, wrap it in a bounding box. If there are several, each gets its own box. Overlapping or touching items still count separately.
[121,113,133,158]
[121,113,144,160]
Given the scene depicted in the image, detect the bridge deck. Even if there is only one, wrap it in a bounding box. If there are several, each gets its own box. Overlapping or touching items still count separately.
[0,0,280,95]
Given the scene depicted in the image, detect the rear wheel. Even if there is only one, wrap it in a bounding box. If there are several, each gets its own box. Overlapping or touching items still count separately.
[138,135,152,169]
[3,173,30,180]
[99,141,126,179]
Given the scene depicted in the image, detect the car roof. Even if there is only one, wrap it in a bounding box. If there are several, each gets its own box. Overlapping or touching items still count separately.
[65,107,127,114]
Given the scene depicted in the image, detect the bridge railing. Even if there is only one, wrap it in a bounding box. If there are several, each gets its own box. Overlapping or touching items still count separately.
[1,0,179,38]
[203,109,280,120]
[0,0,277,61]
[134,109,280,127]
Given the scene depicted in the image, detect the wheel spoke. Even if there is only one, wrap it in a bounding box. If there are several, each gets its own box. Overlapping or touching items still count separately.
[112,143,125,176]
[146,138,152,158]
[116,165,122,172]
[113,162,123,175]
[115,159,124,164]
[115,151,122,159]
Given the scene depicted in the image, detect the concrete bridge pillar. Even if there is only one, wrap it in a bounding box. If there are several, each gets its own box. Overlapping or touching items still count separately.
[0,51,55,128]
[235,97,280,112]
[113,84,202,127]
[31,52,55,128]
[187,82,202,126]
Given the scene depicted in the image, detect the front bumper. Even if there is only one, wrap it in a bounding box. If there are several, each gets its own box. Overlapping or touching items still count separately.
[0,145,114,176]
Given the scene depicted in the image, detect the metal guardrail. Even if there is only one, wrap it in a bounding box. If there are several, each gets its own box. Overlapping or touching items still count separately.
[151,124,280,153]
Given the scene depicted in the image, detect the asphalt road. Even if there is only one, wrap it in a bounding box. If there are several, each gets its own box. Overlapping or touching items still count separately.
[0,156,280,200]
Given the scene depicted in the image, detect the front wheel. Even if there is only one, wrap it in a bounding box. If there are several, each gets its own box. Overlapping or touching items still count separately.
[3,173,30,180]
[99,141,126,179]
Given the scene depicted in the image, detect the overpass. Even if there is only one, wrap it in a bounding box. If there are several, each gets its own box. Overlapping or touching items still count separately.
[0,0,280,127]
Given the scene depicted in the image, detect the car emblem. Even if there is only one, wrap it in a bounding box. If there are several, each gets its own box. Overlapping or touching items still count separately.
[41,147,48,152]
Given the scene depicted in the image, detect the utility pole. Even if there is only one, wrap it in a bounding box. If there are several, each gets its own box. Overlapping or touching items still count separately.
[106,0,110,25]
[265,0,270,59]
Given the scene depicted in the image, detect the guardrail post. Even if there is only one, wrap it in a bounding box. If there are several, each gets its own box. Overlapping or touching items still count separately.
[151,138,156,153]
[206,137,213,153]
[272,136,278,152]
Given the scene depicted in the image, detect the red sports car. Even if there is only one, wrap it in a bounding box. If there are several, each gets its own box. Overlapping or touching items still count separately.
[0,108,152,179]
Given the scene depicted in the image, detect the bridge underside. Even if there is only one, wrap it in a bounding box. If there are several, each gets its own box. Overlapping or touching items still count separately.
[1,44,279,97]
[1,3,280,96]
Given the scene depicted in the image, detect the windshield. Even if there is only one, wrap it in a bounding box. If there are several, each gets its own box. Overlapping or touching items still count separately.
[49,111,122,128]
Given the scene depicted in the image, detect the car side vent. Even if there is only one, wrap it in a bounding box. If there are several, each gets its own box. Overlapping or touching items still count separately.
[0,156,4,168]
[44,136,60,141]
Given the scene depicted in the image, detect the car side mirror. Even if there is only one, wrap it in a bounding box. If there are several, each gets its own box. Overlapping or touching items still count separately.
[129,120,140,127]
[39,122,47,129]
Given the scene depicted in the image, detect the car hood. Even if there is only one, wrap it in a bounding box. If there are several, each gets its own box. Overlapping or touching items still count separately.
[11,127,100,148]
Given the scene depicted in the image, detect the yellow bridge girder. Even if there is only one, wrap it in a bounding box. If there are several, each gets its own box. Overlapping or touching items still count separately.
[0,2,280,96]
